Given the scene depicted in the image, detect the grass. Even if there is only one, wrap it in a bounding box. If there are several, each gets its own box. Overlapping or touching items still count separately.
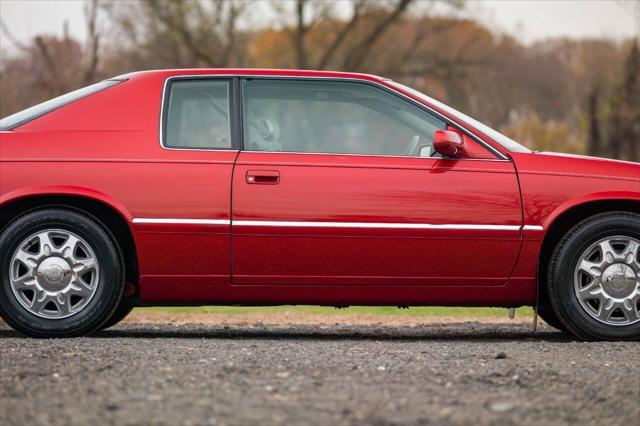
[135,305,535,318]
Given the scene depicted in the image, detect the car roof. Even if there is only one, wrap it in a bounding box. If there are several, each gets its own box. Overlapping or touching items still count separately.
[115,68,388,83]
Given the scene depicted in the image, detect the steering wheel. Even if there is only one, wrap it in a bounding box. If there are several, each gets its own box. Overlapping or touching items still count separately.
[404,134,420,156]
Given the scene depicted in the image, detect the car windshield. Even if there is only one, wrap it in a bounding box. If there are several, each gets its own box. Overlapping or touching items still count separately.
[390,82,531,153]
[0,79,124,131]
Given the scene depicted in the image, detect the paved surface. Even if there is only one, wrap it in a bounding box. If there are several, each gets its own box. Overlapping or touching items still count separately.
[0,321,638,426]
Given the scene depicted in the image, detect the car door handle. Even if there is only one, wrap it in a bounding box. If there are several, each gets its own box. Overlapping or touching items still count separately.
[246,170,280,185]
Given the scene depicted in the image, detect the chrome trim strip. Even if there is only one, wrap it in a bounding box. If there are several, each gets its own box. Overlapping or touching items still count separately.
[523,225,544,231]
[133,218,521,231]
[233,220,520,230]
[240,150,509,162]
[158,74,509,160]
[132,218,230,225]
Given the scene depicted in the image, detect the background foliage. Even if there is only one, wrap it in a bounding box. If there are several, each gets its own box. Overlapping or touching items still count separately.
[1,0,638,160]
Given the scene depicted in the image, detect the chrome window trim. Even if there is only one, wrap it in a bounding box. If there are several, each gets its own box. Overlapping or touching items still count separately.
[158,74,509,160]
[133,217,542,232]
[240,150,508,162]
[159,76,237,152]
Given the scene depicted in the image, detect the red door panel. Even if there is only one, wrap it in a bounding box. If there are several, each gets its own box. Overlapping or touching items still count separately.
[231,152,523,286]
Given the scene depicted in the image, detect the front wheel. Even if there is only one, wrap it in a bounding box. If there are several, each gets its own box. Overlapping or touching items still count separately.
[536,304,568,332]
[547,211,640,340]
[0,209,125,337]
[100,302,134,330]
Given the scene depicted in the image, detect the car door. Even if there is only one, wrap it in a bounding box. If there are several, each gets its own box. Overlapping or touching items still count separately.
[231,78,522,286]
[134,76,239,301]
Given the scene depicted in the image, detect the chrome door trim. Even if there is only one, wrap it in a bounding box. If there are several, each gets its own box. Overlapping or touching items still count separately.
[132,218,231,225]
[132,217,538,232]
[159,74,510,160]
[233,220,520,231]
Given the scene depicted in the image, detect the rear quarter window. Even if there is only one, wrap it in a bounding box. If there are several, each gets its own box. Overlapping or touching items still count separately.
[162,79,232,150]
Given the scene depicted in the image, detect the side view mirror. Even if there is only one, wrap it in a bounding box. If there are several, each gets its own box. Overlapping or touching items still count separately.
[433,130,464,158]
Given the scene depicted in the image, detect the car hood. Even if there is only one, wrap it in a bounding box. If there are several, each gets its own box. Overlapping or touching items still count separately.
[538,151,639,166]
[513,151,640,182]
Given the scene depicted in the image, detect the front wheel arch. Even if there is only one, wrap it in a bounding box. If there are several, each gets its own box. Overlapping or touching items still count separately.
[536,199,640,308]
[546,211,640,339]
[536,199,640,324]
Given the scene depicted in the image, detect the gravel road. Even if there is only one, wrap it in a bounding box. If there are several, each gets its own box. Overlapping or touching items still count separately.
[0,319,638,426]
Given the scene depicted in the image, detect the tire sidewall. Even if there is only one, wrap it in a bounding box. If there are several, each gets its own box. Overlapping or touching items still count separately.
[551,214,640,340]
[100,302,135,329]
[0,209,123,337]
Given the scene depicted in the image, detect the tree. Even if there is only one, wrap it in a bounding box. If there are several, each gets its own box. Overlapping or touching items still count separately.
[267,0,412,70]
[587,89,602,156]
[619,41,639,162]
[83,0,102,84]
[599,40,639,161]
[0,0,104,115]
[0,0,635,162]
[102,0,247,69]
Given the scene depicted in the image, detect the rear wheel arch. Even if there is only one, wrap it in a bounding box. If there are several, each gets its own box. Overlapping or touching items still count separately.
[0,194,139,290]
[537,198,640,312]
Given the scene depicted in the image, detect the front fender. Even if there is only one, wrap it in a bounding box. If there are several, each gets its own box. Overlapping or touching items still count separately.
[542,191,640,230]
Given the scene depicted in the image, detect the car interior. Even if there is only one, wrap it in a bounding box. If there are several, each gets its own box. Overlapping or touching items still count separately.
[242,80,447,157]
[164,78,448,157]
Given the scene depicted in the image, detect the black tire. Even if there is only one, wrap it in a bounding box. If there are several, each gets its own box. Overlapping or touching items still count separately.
[0,209,124,337]
[100,302,134,329]
[547,211,640,341]
[537,304,568,332]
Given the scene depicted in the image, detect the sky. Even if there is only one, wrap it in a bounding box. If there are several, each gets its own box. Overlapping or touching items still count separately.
[0,0,638,53]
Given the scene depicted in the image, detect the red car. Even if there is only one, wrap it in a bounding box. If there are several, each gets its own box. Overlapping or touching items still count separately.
[0,69,638,340]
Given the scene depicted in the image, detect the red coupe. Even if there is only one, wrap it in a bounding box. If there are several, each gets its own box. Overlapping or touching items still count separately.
[1,69,638,340]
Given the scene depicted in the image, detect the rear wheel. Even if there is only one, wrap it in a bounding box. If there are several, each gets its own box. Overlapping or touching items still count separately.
[0,209,124,337]
[547,211,640,340]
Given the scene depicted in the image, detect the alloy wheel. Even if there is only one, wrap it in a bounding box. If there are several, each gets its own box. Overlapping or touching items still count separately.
[9,229,100,319]
[574,236,640,325]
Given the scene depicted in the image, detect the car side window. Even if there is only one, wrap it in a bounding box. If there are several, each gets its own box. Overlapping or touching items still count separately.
[163,79,232,150]
[242,79,447,157]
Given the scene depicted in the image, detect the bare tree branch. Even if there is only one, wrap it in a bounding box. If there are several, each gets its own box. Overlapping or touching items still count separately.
[587,88,602,156]
[342,0,413,71]
[147,0,218,67]
[83,0,101,84]
[316,0,365,70]
[0,18,29,51]
[294,0,308,68]
[34,36,64,95]
[400,17,453,64]
[288,0,333,69]
[221,1,245,65]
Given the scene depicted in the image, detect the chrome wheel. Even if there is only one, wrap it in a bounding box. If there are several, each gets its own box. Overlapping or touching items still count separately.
[574,236,640,326]
[9,229,100,319]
